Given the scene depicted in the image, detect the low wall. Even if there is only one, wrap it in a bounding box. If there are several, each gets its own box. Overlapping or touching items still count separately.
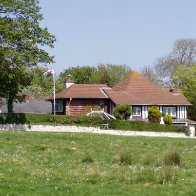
[0,124,195,139]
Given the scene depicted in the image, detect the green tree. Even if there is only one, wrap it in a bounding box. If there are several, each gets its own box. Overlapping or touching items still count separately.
[59,64,132,87]
[59,66,96,84]
[90,64,132,87]
[0,0,55,113]
[155,39,196,86]
[172,64,196,120]
[148,106,162,123]
[23,67,63,99]
[113,104,132,120]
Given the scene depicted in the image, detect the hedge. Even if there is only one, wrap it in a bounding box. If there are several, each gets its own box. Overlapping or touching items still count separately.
[108,120,187,133]
[0,113,188,133]
[0,113,105,127]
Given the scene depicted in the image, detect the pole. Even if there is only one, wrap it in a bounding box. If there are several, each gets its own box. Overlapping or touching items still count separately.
[53,71,56,115]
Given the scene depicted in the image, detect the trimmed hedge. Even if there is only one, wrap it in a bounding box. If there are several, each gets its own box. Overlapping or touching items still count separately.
[0,113,187,133]
[108,120,187,133]
[0,113,105,127]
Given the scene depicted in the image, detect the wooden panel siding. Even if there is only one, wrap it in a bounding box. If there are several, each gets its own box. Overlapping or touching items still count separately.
[65,99,110,116]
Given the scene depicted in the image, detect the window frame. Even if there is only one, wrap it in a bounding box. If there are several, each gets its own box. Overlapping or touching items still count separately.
[132,106,142,116]
[55,99,64,113]
[162,106,177,117]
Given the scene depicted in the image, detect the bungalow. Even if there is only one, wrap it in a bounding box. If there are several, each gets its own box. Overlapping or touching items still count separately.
[47,72,191,122]
[47,75,111,116]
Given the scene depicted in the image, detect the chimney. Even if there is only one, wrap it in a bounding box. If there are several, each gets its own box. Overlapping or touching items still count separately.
[169,88,177,93]
[64,74,74,88]
[22,94,30,102]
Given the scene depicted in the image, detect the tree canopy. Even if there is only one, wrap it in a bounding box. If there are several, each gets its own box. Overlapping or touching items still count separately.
[0,0,56,112]
[172,64,196,120]
[22,67,63,99]
[59,64,132,87]
[154,39,196,86]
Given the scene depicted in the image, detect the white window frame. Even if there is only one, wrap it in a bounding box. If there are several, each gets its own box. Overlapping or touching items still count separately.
[162,107,176,117]
[55,99,63,112]
[132,106,142,116]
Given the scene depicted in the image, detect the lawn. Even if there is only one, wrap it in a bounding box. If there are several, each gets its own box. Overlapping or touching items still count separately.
[0,131,196,196]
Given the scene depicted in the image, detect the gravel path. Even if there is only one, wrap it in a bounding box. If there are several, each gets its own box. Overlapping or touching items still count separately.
[0,124,195,139]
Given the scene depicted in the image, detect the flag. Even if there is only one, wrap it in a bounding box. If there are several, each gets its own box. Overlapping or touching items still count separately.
[44,70,54,78]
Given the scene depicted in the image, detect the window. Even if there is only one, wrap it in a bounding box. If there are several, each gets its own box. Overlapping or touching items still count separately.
[162,107,176,117]
[132,106,141,116]
[55,100,63,112]
[100,100,104,111]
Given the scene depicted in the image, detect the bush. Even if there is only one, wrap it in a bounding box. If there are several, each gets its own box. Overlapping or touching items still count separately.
[118,150,133,165]
[82,153,93,163]
[108,120,187,133]
[148,106,162,123]
[163,149,181,166]
[113,104,131,120]
[163,115,172,125]
[0,113,29,124]
[0,113,105,127]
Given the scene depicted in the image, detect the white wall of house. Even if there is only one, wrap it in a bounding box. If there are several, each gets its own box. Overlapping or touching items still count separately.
[129,105,188,120]
[112,104,188,121]
[142,106,148,119]
[177,106,187,119]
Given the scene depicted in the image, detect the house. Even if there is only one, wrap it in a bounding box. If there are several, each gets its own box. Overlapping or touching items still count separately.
[47,72,191,122]
[104,72,191,122]
[47,75,111,115]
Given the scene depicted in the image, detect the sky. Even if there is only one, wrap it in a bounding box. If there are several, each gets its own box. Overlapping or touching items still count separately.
[39,0,196,74]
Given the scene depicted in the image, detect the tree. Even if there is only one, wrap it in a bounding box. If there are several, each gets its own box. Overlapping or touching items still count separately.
[0,0,55,113]
[22,67,63,99]
[172,64,196,120]
[90,64,132,87]
[59,66,96,84]
[59,64,132,87]
[155,39,196,86]
[113,104,132,120]
[148,106,161,123]
[140,65,159,84]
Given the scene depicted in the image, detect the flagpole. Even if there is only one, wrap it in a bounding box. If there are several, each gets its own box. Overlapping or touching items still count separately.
[53,71,56,115]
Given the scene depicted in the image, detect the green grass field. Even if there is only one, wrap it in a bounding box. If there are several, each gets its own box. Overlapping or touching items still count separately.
[0,131,196,195]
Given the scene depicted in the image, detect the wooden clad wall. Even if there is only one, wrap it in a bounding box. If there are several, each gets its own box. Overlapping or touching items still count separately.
[65,99,110,116]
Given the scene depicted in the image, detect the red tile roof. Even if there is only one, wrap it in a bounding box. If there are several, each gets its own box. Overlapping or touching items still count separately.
[47,84,109,100]
[47,72,191,106]
[103,72,191,105]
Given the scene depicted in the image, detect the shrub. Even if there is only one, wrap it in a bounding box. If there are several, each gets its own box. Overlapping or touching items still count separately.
[118,150,133,165]
[0,113,104,127]
[163,114,172,125]
[163,149,181,166]
[0,113,29,124]
[113,104,131,120]
[148,106,162,123]
[108,120,186,133]
[82,153,93,163]
[184,126,191,136]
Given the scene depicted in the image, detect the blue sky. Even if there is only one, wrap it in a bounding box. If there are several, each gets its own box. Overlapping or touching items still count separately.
[39,0,196,73]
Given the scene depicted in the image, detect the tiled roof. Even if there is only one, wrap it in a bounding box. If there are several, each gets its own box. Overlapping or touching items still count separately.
[47,84,110,100]
[0,99,52,113]
[104,72,191,105]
